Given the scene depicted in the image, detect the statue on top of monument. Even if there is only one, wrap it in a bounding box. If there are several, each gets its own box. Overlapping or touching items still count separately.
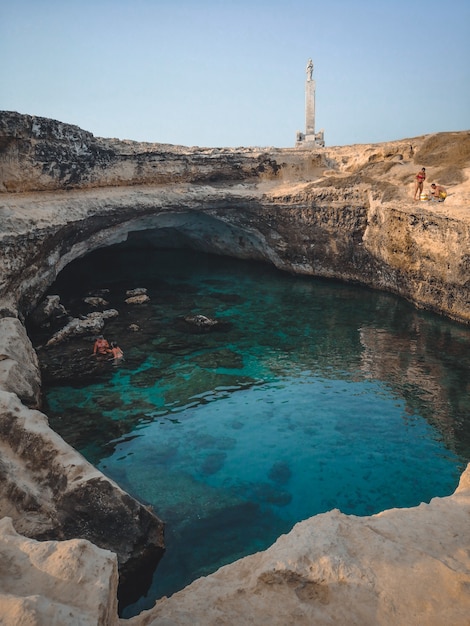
[306,58,314,81]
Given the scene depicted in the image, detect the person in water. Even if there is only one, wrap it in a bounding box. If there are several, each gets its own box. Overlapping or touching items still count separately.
[414,167,426,200]
[430,183,447,202]
[93,335,111,356]
[110,341,124,365]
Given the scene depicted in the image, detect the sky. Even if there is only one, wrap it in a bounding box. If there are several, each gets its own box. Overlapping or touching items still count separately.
[1,0,469,148]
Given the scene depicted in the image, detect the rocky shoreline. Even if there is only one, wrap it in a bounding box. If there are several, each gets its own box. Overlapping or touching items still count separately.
[0,112,469,624]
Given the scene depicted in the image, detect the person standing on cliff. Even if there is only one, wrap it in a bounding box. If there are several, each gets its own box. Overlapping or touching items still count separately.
[414,167,426,200]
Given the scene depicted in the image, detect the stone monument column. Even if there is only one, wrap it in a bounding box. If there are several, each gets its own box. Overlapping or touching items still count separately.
[305,59,316,136]
[296,58,325,147]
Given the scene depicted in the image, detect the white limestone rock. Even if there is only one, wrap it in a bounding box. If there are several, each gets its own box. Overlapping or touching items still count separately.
[46,309,119,345]
[1,469,469,625]
[0,317,41,407]
[0,517,119,626]
[125,295,150,305]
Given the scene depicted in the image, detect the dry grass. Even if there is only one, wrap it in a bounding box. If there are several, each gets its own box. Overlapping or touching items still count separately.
[431,165,466,185]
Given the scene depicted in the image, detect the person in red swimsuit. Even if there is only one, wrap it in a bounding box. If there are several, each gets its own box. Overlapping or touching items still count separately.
[93,335,111,356]
[414,167,426,200]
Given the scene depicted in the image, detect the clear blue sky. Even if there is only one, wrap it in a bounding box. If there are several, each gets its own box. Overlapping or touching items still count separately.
[1,0,469,147]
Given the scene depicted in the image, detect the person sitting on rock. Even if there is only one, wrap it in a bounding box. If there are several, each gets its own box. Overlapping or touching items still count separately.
[430,183,447,202]
[110,341,124,364]
[93,335,111,356]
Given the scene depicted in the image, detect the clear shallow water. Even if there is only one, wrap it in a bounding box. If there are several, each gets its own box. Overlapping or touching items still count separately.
[40,245,470,617]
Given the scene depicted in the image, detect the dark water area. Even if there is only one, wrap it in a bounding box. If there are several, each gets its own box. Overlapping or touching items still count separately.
[31,243,470,617]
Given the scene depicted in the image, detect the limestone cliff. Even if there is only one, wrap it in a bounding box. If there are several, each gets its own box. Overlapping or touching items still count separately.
[1,112,469,324]
[0,111,281,192]
[0,111,469,624]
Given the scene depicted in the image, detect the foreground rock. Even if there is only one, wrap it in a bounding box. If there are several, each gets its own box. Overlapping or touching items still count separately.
[0,517,119,626]
[1,467,469,625]
[0,317,41,408]
[0,390,164,606]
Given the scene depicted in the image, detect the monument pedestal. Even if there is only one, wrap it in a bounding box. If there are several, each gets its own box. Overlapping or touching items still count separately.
[296,131,325,148]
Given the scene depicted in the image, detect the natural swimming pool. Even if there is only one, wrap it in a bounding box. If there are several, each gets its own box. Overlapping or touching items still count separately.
[35,244,470,617]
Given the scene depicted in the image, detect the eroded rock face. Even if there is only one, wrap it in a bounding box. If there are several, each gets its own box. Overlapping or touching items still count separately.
[0,111,281,192]
[1,114,469,324]
[0,389,164,608]
[0,317,41,408]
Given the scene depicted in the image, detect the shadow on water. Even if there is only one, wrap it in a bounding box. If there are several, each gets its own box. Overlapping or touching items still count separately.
[27,241,470,617]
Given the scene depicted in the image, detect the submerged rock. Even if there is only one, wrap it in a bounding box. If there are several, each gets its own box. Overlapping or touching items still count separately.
[84,296,109,307]
[191,348,244,370]
[38,343,112,386]
[126,288,148,297]
[185,314,217,327]
[176,315,233,334]
[129,367,163,388]
[200,452,227,476]
[268,460,292,485]
[125,294,150,305]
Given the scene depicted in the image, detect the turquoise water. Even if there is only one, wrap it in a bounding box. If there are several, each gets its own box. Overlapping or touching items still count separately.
[40,245,470,616]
